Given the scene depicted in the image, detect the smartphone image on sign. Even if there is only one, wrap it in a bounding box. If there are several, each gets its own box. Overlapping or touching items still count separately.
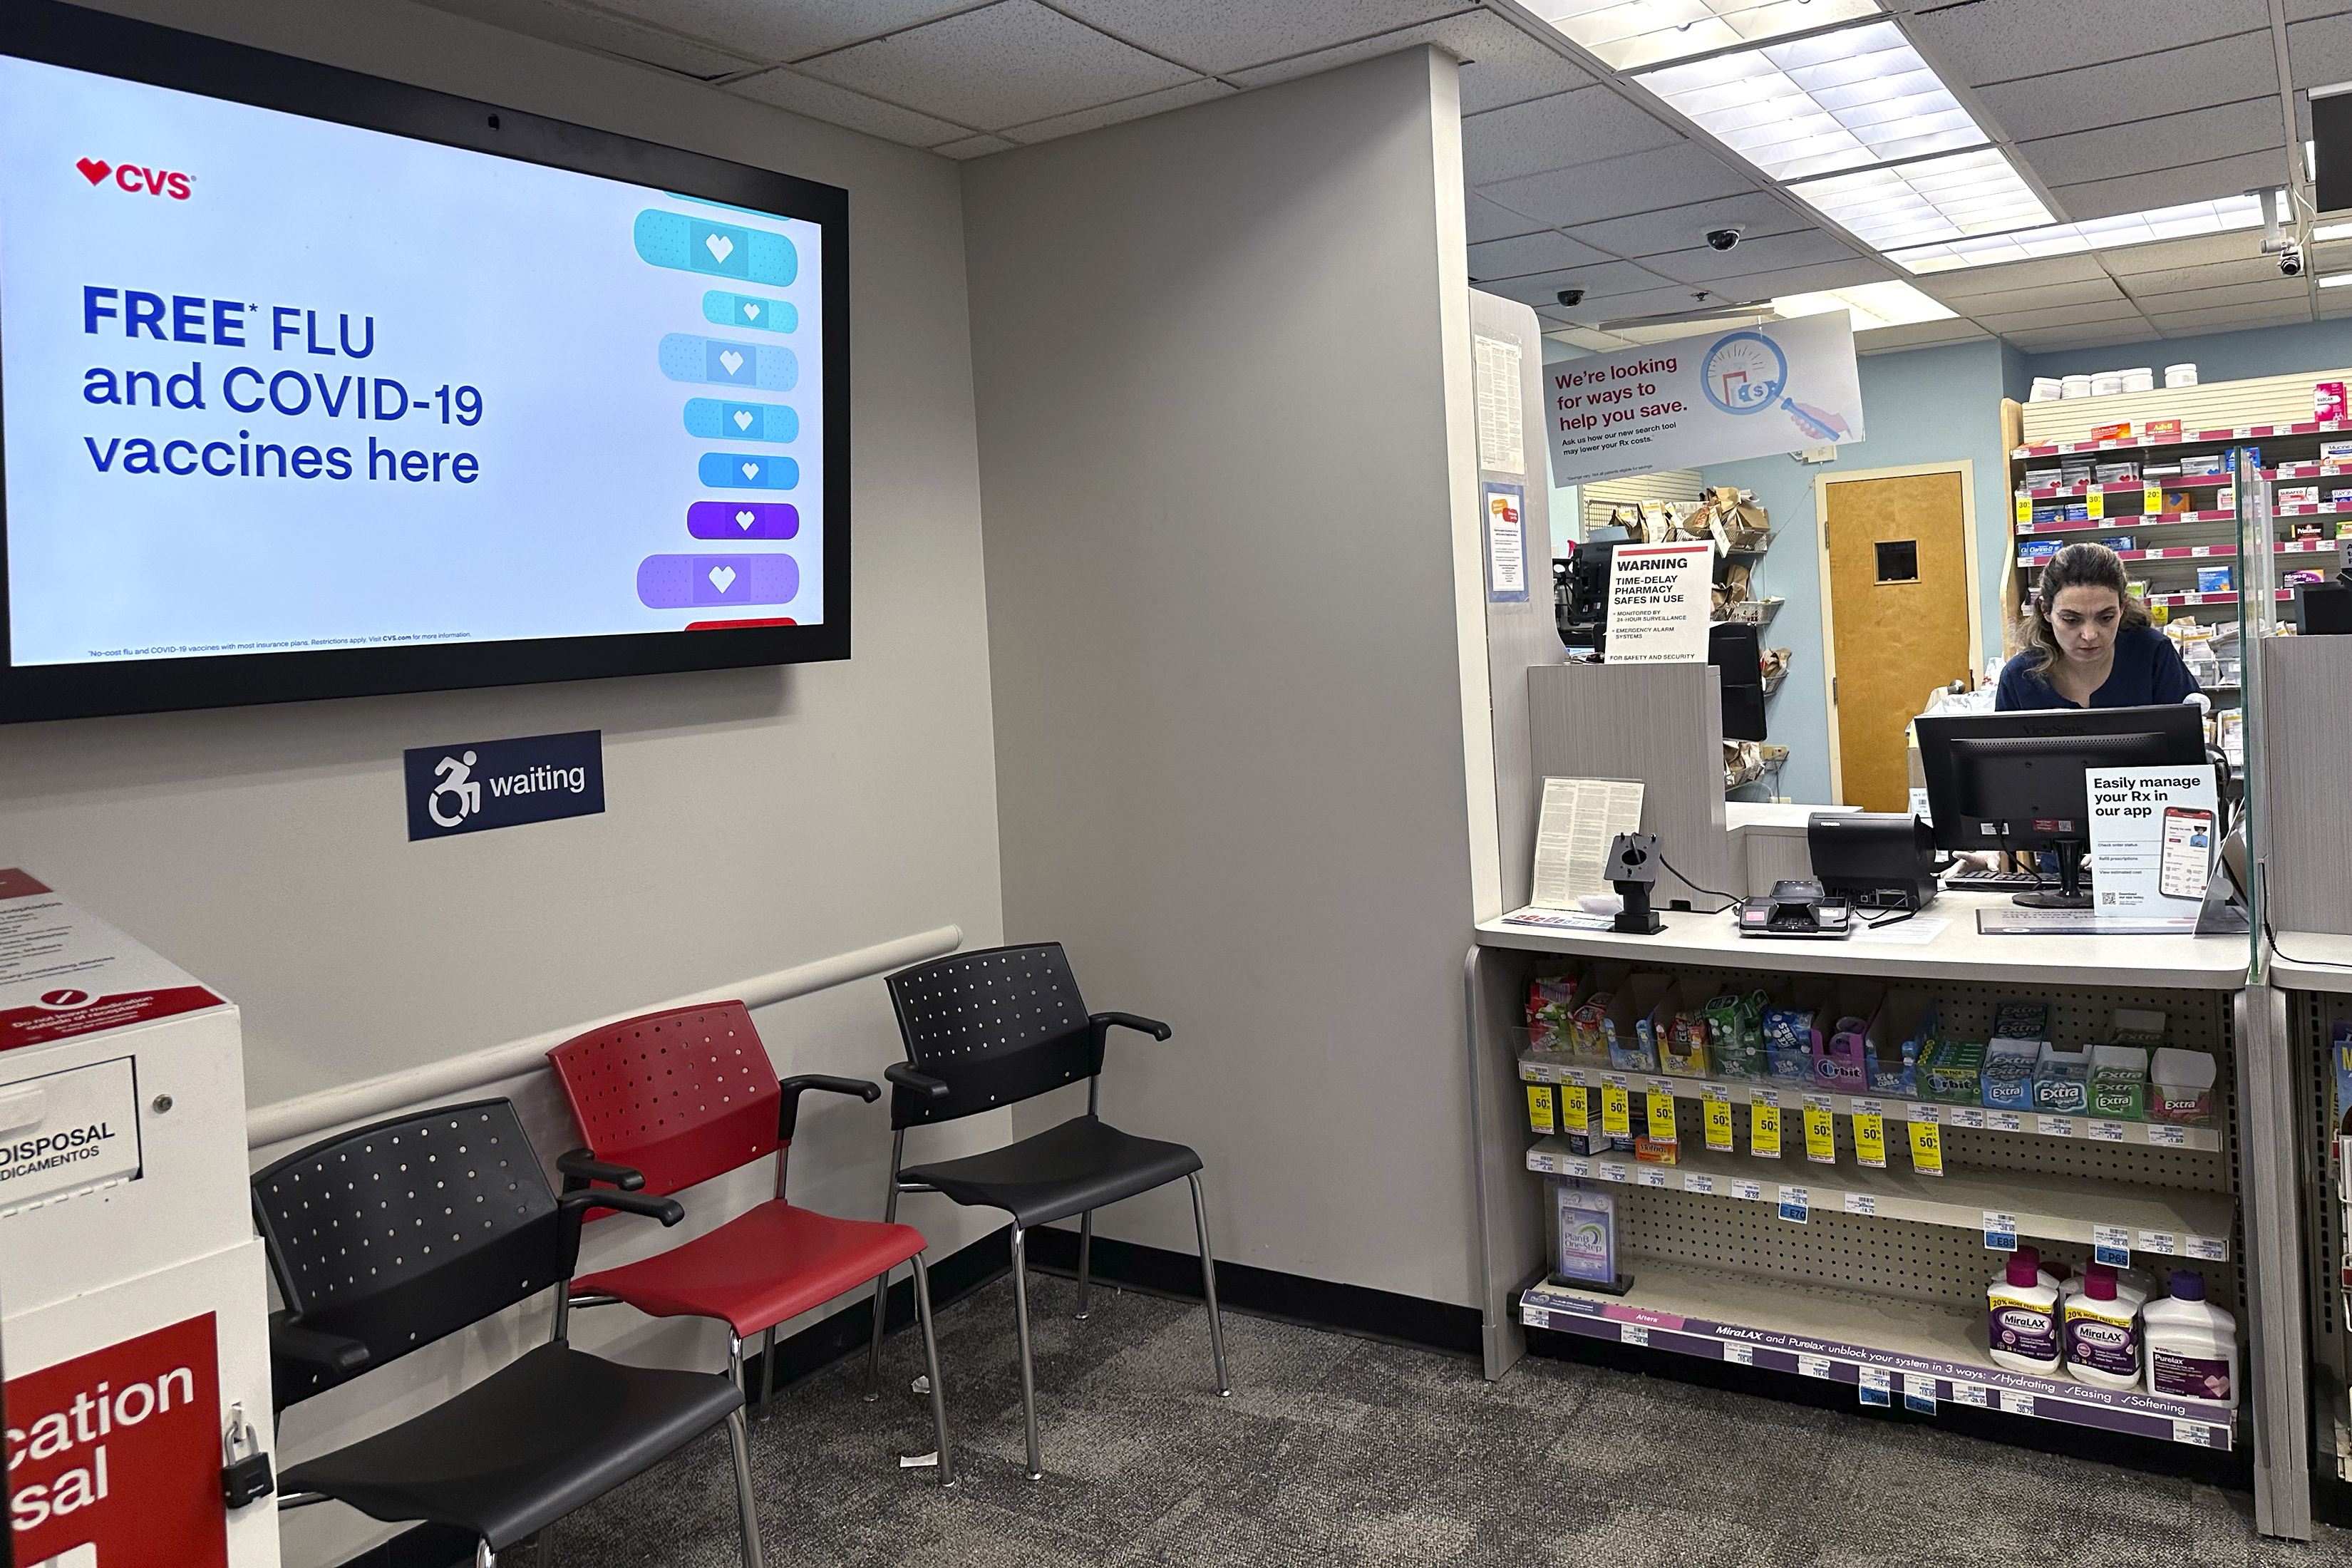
[2160,806,2215,900]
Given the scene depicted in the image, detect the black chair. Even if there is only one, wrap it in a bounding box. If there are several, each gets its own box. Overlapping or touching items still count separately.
[872,942,1229,1480]
[253,1099,766,1568]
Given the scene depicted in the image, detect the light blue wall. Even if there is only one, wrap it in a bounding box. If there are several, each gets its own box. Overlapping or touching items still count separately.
[1700,339,2014,804]
[2023,317,2352,385]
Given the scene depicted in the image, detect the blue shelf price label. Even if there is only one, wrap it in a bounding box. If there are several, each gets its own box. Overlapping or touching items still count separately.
[2090,1120,2127,1143]
[1953,1381,1991,1409]
[1562,1157,1592,1179]
[2037,1116,2077,1138]
[1983,1210,2019,1252]
[1842,1192,1876,1216]
[1903,1373,1938,1415]
[1639,1167,1668,1189]
[2172,1420,2219,1449]
[2002,1392,2036,1417]
[2187,1234,2228,1262]
[2138,1229,2178,1256]
[1797,1353,1833,1380]
[1723,1342,1756,1367]
[1859,1367,1892,1407]
[1621,1324,1650,1347]
[1989,1110,2023,1134]
[1683,1172,1716,1195]
[2092,1224,2132,1268]
[1732,1178,1765,1202]
[1599,1161,1631,1184]
[1949,1107,1988,1129]
[1778,1185,1811,1224]
[2148,1125,2187,1147]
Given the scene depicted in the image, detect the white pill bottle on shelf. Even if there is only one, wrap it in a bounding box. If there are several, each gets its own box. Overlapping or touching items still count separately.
[2142,1270,2238,1408]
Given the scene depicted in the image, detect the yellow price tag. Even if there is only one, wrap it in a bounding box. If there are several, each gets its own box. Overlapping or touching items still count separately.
[1525,1083,1555,1135]
[2085,487,2105,518]
[1853,1113,1887,1169]
[1750,1100,1781,1157]
[1646,1088,1676,1141]
[2142,485,2162,517]
[1908,1120,1944,1176]
[1559,1085,1589,1133]
[1703,1092,1734,1152]
[2014,495,2032,525]
[1601,1085,1631,1138]
[1802,1104,1836,1164]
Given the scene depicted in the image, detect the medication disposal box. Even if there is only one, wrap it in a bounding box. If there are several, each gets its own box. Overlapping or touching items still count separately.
[0,869,279,1567]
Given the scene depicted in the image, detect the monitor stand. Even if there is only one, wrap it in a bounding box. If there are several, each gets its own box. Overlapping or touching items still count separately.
[2013,839,2093,909]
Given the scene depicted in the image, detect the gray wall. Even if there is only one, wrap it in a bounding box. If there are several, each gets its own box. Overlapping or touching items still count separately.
[963,48,1486,1307]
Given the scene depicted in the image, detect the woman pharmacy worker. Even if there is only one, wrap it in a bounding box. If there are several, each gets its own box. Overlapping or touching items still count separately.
[1996,542,2200,711]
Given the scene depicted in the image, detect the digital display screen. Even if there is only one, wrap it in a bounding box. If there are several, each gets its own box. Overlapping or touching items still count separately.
[0,10,846,721]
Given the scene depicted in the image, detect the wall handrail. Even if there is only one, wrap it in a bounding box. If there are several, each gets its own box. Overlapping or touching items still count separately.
[246,924,963,1149]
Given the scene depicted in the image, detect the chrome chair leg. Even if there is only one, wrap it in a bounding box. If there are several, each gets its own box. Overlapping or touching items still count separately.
[475,1542,496,1568]
[757,1325,777,1412]
[863,1267,890,1402]
[911,1252,956,1487]
[1076,1209,1094,1320]
[1009,1224,1043,1480]
[726,1404,766,1568]
[1187,1172,1232,1396]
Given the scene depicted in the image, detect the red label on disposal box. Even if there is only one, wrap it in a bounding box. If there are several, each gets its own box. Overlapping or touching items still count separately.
[5,1314,229,1567]
[0,986,225,1051]
[0,869,51,900]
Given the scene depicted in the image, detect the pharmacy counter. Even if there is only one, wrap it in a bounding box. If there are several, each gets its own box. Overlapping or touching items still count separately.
[1463,899,2308,1539]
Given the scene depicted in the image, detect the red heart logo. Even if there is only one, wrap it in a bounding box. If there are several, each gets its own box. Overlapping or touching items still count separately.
[76,157,110,184]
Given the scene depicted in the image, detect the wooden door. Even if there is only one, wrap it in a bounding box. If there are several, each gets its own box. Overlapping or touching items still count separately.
[1823,471,1971,810]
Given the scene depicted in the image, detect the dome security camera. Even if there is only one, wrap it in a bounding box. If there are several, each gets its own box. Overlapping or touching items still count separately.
[1706,227,1745,252]
[1557,288,1586,306]
[2281,243,2306,277]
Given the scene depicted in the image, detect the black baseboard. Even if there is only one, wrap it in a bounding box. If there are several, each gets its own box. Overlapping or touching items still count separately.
[329,1224,1013,1568]
[2314,1468,2352,1529]
[1525,1321,2253,1493]
[1024,1224,1483,1356]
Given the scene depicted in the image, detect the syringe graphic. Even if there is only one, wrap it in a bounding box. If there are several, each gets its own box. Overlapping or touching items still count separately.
[1783,398,1849,443]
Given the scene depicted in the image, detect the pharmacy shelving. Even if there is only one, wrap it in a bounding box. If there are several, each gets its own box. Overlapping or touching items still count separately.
[1524,1137,2233,1258]
[2017,541,2343,568]
[2013,417,2352,459]
[1517,1267,2234,1448]
[1517,1054,2225,1152]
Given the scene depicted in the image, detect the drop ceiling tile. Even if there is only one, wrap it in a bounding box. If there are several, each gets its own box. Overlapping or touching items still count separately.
[1907,0,2270,88]
[2155,302,2314,335]
[1469,229,1616,282]
[2016,99,2283,188]
[1220,10,1594,113]
[1568,195,1812,259]
[1468,191,1547,244]
[1974,299,2150,331]
[933,132,1018,158]
[1462,88,1682,185]
[1046,0,1463,76]
[726,66,976,144]
[2046,147,2294,221]
[1906,254,2118,297]
[413,0,763,73]
[2001,325,2164,352]
[795,0,1195,130]
[1971,33,2279,143]
[2120,257,2309,296]
[999,78,1234,143]
[2290,18,2352,89]
[1646,229,1863,285]
[2099,232,2276,273]
[582,0,980,62]
[1859,319,1994,353]
[1685,258,1899,299]
[1554,284,1737,323]
[2289,0,2352,16]
[2319,293,2352,319]
[1479,143,1755,229]
[2140,278,2319,312]
[1477,259,1681,311]
[1914,277,2132,313]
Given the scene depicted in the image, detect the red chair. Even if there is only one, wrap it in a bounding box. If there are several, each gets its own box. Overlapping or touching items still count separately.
[545,1001,954,1484]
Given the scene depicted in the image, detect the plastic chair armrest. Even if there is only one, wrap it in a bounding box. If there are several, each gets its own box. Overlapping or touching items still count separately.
[561,1188,686,1225]
[555,1148,647,1192]
[885,1062,951,1100]
[778,1073,882,1139]
[270,1314,370,1376]
[1092,1011,1173,1043]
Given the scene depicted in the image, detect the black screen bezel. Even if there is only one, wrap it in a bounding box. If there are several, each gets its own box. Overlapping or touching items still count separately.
[0,0,850,723]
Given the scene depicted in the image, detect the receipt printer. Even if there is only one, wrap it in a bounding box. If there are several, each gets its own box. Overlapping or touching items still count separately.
[1807,811,1938,911]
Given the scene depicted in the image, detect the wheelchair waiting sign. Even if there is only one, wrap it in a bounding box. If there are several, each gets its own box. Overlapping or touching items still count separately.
[404,730,605,840]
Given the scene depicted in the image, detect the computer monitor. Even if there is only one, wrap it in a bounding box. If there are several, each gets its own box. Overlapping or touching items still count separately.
[1913,703,2210,908]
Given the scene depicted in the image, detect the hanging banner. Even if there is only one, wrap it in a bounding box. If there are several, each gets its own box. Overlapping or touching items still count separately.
[1546,311,1865,488]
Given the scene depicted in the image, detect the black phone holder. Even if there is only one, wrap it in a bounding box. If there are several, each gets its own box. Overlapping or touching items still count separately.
[1606,832,1662,935]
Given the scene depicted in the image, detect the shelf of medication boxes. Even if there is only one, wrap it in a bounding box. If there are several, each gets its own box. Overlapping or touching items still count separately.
[2014,420,2352,459]
[1517,1264,2235,1449]
[2017,540,2343,568]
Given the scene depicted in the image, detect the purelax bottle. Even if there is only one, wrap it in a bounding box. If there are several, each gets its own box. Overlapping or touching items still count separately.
[2142,1272,2238,1408]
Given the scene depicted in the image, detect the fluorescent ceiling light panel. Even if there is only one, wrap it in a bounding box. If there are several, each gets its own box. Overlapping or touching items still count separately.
[1636,22,1985,180]
[2315,221,2352,241]
[1528,0,1882,72]
[2319,273,2352,288]
[1771,279,1958,329]
[1786,147,2051,250]
[1887,194,2269,273]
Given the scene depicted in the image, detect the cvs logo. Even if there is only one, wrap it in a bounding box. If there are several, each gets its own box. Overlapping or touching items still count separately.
[76,157,190,199]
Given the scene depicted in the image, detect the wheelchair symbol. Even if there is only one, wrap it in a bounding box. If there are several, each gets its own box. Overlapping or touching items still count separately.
[429,751,481,828]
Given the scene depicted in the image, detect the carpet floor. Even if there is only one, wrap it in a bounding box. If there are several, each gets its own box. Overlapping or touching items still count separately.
[533,1272,2347,1567]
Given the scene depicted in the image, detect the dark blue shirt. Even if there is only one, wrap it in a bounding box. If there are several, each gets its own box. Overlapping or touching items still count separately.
[1994,624,2200,711]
